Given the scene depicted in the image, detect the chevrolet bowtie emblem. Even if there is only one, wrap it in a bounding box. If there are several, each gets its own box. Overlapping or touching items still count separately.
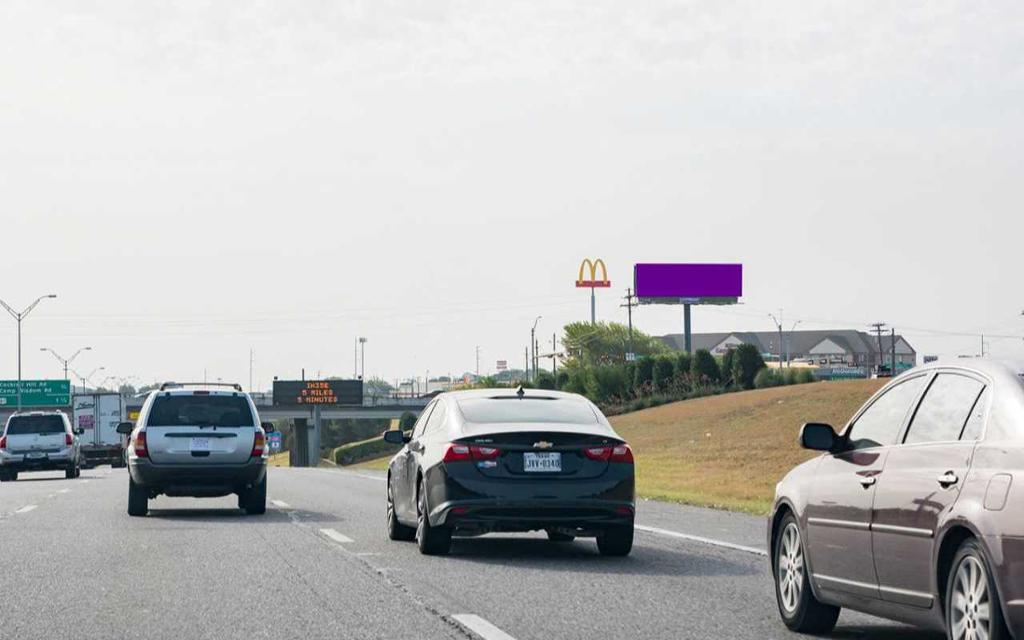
[533,441,554,449]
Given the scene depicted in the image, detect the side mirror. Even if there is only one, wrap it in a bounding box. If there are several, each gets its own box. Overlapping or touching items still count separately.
[800,423,838,452]
[116,422,134,435]
[383,430,410,445]
[261,422,276,433]
[75,427,85,436]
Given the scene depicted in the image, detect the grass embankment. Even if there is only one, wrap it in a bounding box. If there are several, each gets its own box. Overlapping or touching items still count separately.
[268,452,290,467]
[339,379,886,514]
[612,379,885,514]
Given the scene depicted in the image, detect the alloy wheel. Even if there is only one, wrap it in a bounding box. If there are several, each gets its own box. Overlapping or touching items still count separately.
[951,556,993,640]
[777,522,805,615]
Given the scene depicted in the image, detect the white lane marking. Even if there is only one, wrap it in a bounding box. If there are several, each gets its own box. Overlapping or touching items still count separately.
[271,500,291,509]
[15,505,37,514]
[635,524,767,557]
[452,614,518,640]
[79,479,90,484]
[319,528,354,544]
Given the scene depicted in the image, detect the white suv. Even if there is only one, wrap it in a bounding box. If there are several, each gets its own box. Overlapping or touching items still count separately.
[0,411,83,481]
[118,383,273,516]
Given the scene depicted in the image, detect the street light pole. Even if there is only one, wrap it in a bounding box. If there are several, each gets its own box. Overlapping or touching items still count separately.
[0,294,58,411]
[531,316,542,382]
[359,337,367,380]
[40,346,91,381]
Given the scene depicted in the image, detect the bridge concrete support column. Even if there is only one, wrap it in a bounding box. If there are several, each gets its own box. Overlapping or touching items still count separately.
[311,406,322,467]
[291,418,309,467]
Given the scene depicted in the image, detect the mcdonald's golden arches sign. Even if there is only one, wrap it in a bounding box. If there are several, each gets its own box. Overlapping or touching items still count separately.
[576,259,611,288]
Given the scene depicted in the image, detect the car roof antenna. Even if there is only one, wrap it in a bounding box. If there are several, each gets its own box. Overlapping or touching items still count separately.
[515,385,525,399]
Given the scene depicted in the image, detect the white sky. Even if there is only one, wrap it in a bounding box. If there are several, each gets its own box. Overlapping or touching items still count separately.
[1,1,1023,389]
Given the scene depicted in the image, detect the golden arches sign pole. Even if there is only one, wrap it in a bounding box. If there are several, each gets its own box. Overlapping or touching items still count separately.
[576,259,611,325]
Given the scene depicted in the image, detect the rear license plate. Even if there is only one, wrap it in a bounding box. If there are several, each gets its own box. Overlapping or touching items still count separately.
[26,451,46,459]
[524,452,561,472]
[190,437,211,452]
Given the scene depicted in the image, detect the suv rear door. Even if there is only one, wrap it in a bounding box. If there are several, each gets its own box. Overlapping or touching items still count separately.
[143,392,257,464]
[5,414,69,454]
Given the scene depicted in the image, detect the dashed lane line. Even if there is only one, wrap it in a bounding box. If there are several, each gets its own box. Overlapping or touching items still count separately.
[319,528,354,544]
[634,524,767,557]
[270,499,291,509]
[14,505,37,514]
[452,614,518,640]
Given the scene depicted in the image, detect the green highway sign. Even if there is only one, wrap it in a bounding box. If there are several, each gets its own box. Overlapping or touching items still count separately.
[0,380,72,408]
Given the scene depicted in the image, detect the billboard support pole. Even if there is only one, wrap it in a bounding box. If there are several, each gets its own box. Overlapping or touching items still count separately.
[590,287,596,325]
[683,303,692,354]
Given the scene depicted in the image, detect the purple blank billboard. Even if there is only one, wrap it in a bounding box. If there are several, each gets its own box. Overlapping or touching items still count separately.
[634,263,743,299]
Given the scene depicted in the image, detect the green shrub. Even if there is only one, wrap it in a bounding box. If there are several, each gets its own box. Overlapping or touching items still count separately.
[585,365,628,404]
[674,353,693,380]
[720,349,736,388]
[796,368,817,384]
[691,349,720,384]
[398,411,417,431]
[652,356,676,393]
[536,371,556,390]
[754,368,784,389]
[333,435,401,466]
[733,344,766,390]
[634,357,655,392]
[562,369,588,395]
[555,370,570,390]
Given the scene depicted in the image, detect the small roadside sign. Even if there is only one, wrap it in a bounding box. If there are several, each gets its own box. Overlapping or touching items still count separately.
[0,380,71,407]
[625,352,637,362]
[268,432,283,452]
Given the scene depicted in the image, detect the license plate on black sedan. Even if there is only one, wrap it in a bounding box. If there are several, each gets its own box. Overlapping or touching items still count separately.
[523,452,561,472]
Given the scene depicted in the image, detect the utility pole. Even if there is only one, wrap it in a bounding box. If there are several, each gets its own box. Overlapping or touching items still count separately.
[0,294,58,411]
[475,346,481,377]
[621,288,638,360]
[531,316,542,383]
[358,337,367,380]
[870,322,887,372]
[552,333,558,375]
[769,311,786,368]
[891,328,897,373]
[525,347,529,382]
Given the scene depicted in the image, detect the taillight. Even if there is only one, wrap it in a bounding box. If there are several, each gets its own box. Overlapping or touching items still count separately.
[65,433,73,446]
[251,431,266,457]
[133,431,148,458]
[583,446,612,461]
[610,444,634,463]
[0,435,6,450]
[470,446,500,460]
[442,444,471,462]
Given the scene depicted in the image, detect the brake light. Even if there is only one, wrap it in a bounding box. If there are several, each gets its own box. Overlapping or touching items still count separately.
[133,431,149,458]
[610,444,634,463]
[251,431,265,457]
[65,433,73,446]
[470,446,501,460]
[0,436,6,450]
[442,444,471,462]
[583,446,612,461]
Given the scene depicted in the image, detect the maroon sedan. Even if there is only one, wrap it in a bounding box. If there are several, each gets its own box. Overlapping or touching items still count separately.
[769,359,1024,639]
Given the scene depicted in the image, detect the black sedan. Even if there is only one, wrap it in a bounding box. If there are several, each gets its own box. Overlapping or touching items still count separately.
[384,388,635,556]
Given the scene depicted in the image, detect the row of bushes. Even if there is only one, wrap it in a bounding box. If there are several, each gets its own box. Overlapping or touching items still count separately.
[332,435,401,466]
[754,367,816,388]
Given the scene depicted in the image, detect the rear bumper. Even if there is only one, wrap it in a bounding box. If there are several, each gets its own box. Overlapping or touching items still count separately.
[129,458,266,497]
[82,446,123,465]
[0,449,76,472]
[427,462,635,533]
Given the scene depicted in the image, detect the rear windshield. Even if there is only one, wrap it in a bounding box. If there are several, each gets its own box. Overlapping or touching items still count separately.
[147,395,255,427]
[457,398,599,424]
[6,415,67,435]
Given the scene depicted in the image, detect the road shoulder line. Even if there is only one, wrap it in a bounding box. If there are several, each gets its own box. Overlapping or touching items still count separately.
[452,614,518,640]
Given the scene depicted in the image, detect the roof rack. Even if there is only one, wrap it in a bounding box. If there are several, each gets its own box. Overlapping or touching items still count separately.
[159,382,244,392]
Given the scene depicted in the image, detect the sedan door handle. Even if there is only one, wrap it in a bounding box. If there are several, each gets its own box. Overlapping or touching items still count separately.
[859,476,877,488]
[938,471,959,488]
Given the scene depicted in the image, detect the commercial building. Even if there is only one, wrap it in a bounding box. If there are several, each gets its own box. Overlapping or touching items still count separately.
[659,329,916,369]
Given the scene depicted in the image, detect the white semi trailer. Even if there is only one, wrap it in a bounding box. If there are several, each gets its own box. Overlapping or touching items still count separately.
[72,393,126,468]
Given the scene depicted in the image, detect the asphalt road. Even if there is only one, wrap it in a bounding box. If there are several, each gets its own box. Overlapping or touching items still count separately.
[0,466,945,640]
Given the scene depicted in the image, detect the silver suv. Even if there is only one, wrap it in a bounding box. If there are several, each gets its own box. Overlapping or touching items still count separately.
[0,411,83,481]
[118,383,272,516]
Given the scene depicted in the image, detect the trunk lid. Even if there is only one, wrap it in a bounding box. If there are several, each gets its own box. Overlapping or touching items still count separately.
[457,428,624,480]
[5,414,69,454]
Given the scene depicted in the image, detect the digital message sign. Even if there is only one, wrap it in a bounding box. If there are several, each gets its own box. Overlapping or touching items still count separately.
[272,380,363,407]
[634,263,743,302]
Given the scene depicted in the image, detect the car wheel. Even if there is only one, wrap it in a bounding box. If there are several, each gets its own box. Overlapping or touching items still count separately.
[547,530,575,542]
[946,539,1010,640]
[65,464,75,480]
[774,514,840,633]
[416,478,451,555]
[596,523,634,556]
[387,477,416,541]
[242,476,267,515]
[127,475,148,517]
